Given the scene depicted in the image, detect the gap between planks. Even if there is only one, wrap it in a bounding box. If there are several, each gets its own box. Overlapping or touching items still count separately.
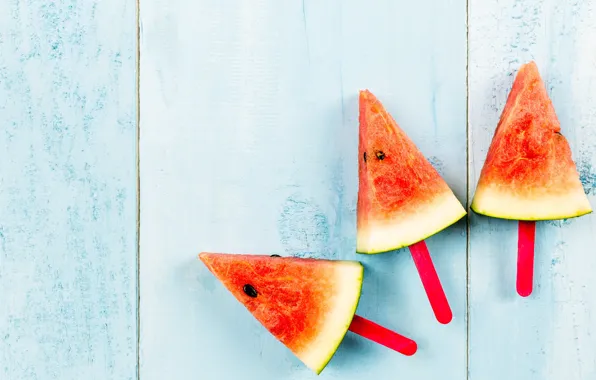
[136,0,142,378]
[465,0,471,378]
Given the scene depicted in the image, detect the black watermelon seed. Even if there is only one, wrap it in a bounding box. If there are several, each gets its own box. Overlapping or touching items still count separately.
[243,284,258,298]
[375,151,385,160]
[363,152,367,162]
[270,254,281,257]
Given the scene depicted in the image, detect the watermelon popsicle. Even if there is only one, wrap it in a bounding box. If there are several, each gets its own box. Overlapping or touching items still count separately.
[471,61,592,297]
[356,90,467,324]
[198,252,417,375]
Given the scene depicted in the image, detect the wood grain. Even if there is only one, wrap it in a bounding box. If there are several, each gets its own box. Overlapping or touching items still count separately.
[139,0,467,379]
[468,0,596,379]
[0,1,138,379]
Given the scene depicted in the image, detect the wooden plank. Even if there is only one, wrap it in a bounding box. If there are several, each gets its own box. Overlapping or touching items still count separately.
[468,1,596,379]
[140,0,467,379]
[0,1,138,379]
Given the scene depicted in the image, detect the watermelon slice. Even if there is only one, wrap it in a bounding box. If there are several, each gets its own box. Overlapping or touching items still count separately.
[471,61,592,296]
[357,90,465,324]
[357,90,466,254]
[471,61,592,221]
[199,252,417,374]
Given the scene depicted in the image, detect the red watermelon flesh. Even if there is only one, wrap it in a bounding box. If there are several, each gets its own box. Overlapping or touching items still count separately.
[357,90,466,254]
[198,252,363,374]
[471,61,592,220]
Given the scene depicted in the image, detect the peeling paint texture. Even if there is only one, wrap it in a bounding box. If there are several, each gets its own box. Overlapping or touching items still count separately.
[0,1,137,379]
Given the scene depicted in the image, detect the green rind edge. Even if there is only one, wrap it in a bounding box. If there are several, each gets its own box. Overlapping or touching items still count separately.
[312,261,364,375]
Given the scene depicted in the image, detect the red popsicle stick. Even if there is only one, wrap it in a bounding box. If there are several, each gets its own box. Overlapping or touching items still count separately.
[517,220,536,297]
[409,240,453,324]
[349,315,417,356]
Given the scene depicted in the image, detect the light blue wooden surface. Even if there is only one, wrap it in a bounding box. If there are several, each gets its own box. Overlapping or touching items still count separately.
[468,1,596,379]
[0,1,138,379]
[2,0,596,379]
[139,1,467,379]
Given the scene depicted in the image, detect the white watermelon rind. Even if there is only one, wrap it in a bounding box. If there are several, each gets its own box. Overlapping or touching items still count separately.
[298,261,364,374]
[356,192,466,254]
[471,184,592,221]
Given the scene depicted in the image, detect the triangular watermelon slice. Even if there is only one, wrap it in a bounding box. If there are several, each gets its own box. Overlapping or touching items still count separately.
[357,90,466,254]
[199,252,417,374]
[356,90,465,324]
[471,61,592,297]
[471,61,592,220]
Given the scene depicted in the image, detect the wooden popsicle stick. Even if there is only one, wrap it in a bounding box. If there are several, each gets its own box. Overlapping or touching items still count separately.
[349,315,417,356]
[409,240,453,324]
[517,220,536,297]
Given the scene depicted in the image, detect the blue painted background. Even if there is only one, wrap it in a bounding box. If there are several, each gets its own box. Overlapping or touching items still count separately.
[1,1,137,379]
[1,0,595,379]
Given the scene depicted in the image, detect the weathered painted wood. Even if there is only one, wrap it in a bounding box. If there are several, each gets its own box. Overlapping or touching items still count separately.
[139,0,467,379]
[0,1,138,379]
[469,1,596,379]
